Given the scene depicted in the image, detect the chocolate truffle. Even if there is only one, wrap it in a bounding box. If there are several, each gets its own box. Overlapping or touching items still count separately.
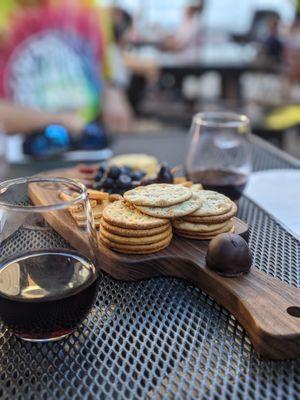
[206,233,251,277]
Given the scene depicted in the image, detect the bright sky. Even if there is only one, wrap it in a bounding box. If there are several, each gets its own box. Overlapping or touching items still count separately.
[105,0,295,33]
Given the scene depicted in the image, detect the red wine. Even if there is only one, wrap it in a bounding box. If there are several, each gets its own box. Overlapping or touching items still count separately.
[0,250,99,341]
[187,169,248,201]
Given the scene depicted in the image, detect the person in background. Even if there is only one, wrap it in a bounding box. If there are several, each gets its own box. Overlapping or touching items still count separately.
[263,14,283,62]
[0,100,85,136]
[0,0,133,138]
[295,0,300,20]
[160,0,205,53]
[110,6,159,113]
[281,2,300,99]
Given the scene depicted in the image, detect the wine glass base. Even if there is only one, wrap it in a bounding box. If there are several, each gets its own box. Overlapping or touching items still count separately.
[15,331,74,343]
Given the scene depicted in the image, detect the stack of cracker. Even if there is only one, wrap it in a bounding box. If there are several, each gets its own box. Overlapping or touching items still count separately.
[59,190,122,228]
[99,200,172,254]
[123,183,203,220]
[172,190,237,240]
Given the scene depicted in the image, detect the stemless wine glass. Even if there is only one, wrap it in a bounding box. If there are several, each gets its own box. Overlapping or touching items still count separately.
[185,112,252,201]
[0,123,7,181]
[0,177,99,342]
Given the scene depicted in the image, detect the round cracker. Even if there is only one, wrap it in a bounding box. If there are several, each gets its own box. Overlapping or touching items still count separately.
[101,219,170,237]
[134,194,201,219]
[124,184,192,207]
[100,242,169,255]
[172,219,230,233]
[101,226,172,245]
[188,190,233,217]
[174,225,235,240]
[183,203,237,224]
[174,221,233,236]
[99,232,172,254]
[103,200,167,229]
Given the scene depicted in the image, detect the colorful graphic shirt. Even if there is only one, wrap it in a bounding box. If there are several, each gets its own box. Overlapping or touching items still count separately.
[0,0,112,122]
[297,0,300,17]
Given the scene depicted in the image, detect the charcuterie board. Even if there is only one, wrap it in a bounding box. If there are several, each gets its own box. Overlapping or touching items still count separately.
[29,167,300,360]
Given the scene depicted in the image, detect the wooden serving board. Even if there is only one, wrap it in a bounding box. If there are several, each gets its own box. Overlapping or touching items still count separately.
[29,168,300,360]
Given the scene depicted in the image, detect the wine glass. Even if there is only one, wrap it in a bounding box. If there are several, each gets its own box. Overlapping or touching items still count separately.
[185,112,252,201]
[0,123,7,181]
[0,177,99,342]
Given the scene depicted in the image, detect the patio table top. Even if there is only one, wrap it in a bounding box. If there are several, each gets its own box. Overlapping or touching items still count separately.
[0,133,299,400]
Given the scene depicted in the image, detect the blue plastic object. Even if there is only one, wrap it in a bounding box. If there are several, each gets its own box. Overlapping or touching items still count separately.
[23,121,108,158]
[77,121,108,150]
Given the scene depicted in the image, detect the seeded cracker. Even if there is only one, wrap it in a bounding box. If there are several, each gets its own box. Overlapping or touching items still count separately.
[134,194,201,218]
[124,184,192,207]
[103,200,168,229]
[101,219,170,237]
[101,226,172,245]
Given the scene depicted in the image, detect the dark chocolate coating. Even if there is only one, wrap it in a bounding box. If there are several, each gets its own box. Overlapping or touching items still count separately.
[206,233,252,277]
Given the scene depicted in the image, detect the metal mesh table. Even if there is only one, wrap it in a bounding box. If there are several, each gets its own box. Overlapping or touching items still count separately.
[0,136,299,400]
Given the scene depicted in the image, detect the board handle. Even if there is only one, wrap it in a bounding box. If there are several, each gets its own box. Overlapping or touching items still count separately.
[170,260,300,360]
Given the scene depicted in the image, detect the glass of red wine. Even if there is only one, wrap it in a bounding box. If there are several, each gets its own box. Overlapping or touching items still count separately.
[0,177,99,342]
[185,112,252,201]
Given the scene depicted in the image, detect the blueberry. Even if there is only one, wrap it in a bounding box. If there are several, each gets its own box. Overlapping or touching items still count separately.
[117,174,132,188]
[108,166,121,179]
[157,163,173,183]
[121,165,132,175]
[93,182,103,190]
[98,165,106,174]
[113,188,123,195]
[102,177,114,189]
[131,170,146,181]
[94,171,103,182]
[159,162,171,175]
[158,172,173,183]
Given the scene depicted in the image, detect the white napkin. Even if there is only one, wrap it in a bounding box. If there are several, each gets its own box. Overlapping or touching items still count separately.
[245,169,300,240]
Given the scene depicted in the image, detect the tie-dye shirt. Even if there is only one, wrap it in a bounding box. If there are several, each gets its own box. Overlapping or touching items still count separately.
[0,0,112,122]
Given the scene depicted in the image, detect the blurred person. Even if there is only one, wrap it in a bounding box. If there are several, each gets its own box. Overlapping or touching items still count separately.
[0,0,133,139]
[282,10,300,100]
[295,0,300,20]
[160,0,205,53]
[263,14,283,62]
[110,6,159,113]
[0,100,85,136]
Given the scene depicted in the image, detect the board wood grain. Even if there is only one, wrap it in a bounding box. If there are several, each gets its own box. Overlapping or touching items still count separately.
[29,168,300,360]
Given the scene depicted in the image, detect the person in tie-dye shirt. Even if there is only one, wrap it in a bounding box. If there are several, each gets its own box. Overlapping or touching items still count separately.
[0,0,132,135]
